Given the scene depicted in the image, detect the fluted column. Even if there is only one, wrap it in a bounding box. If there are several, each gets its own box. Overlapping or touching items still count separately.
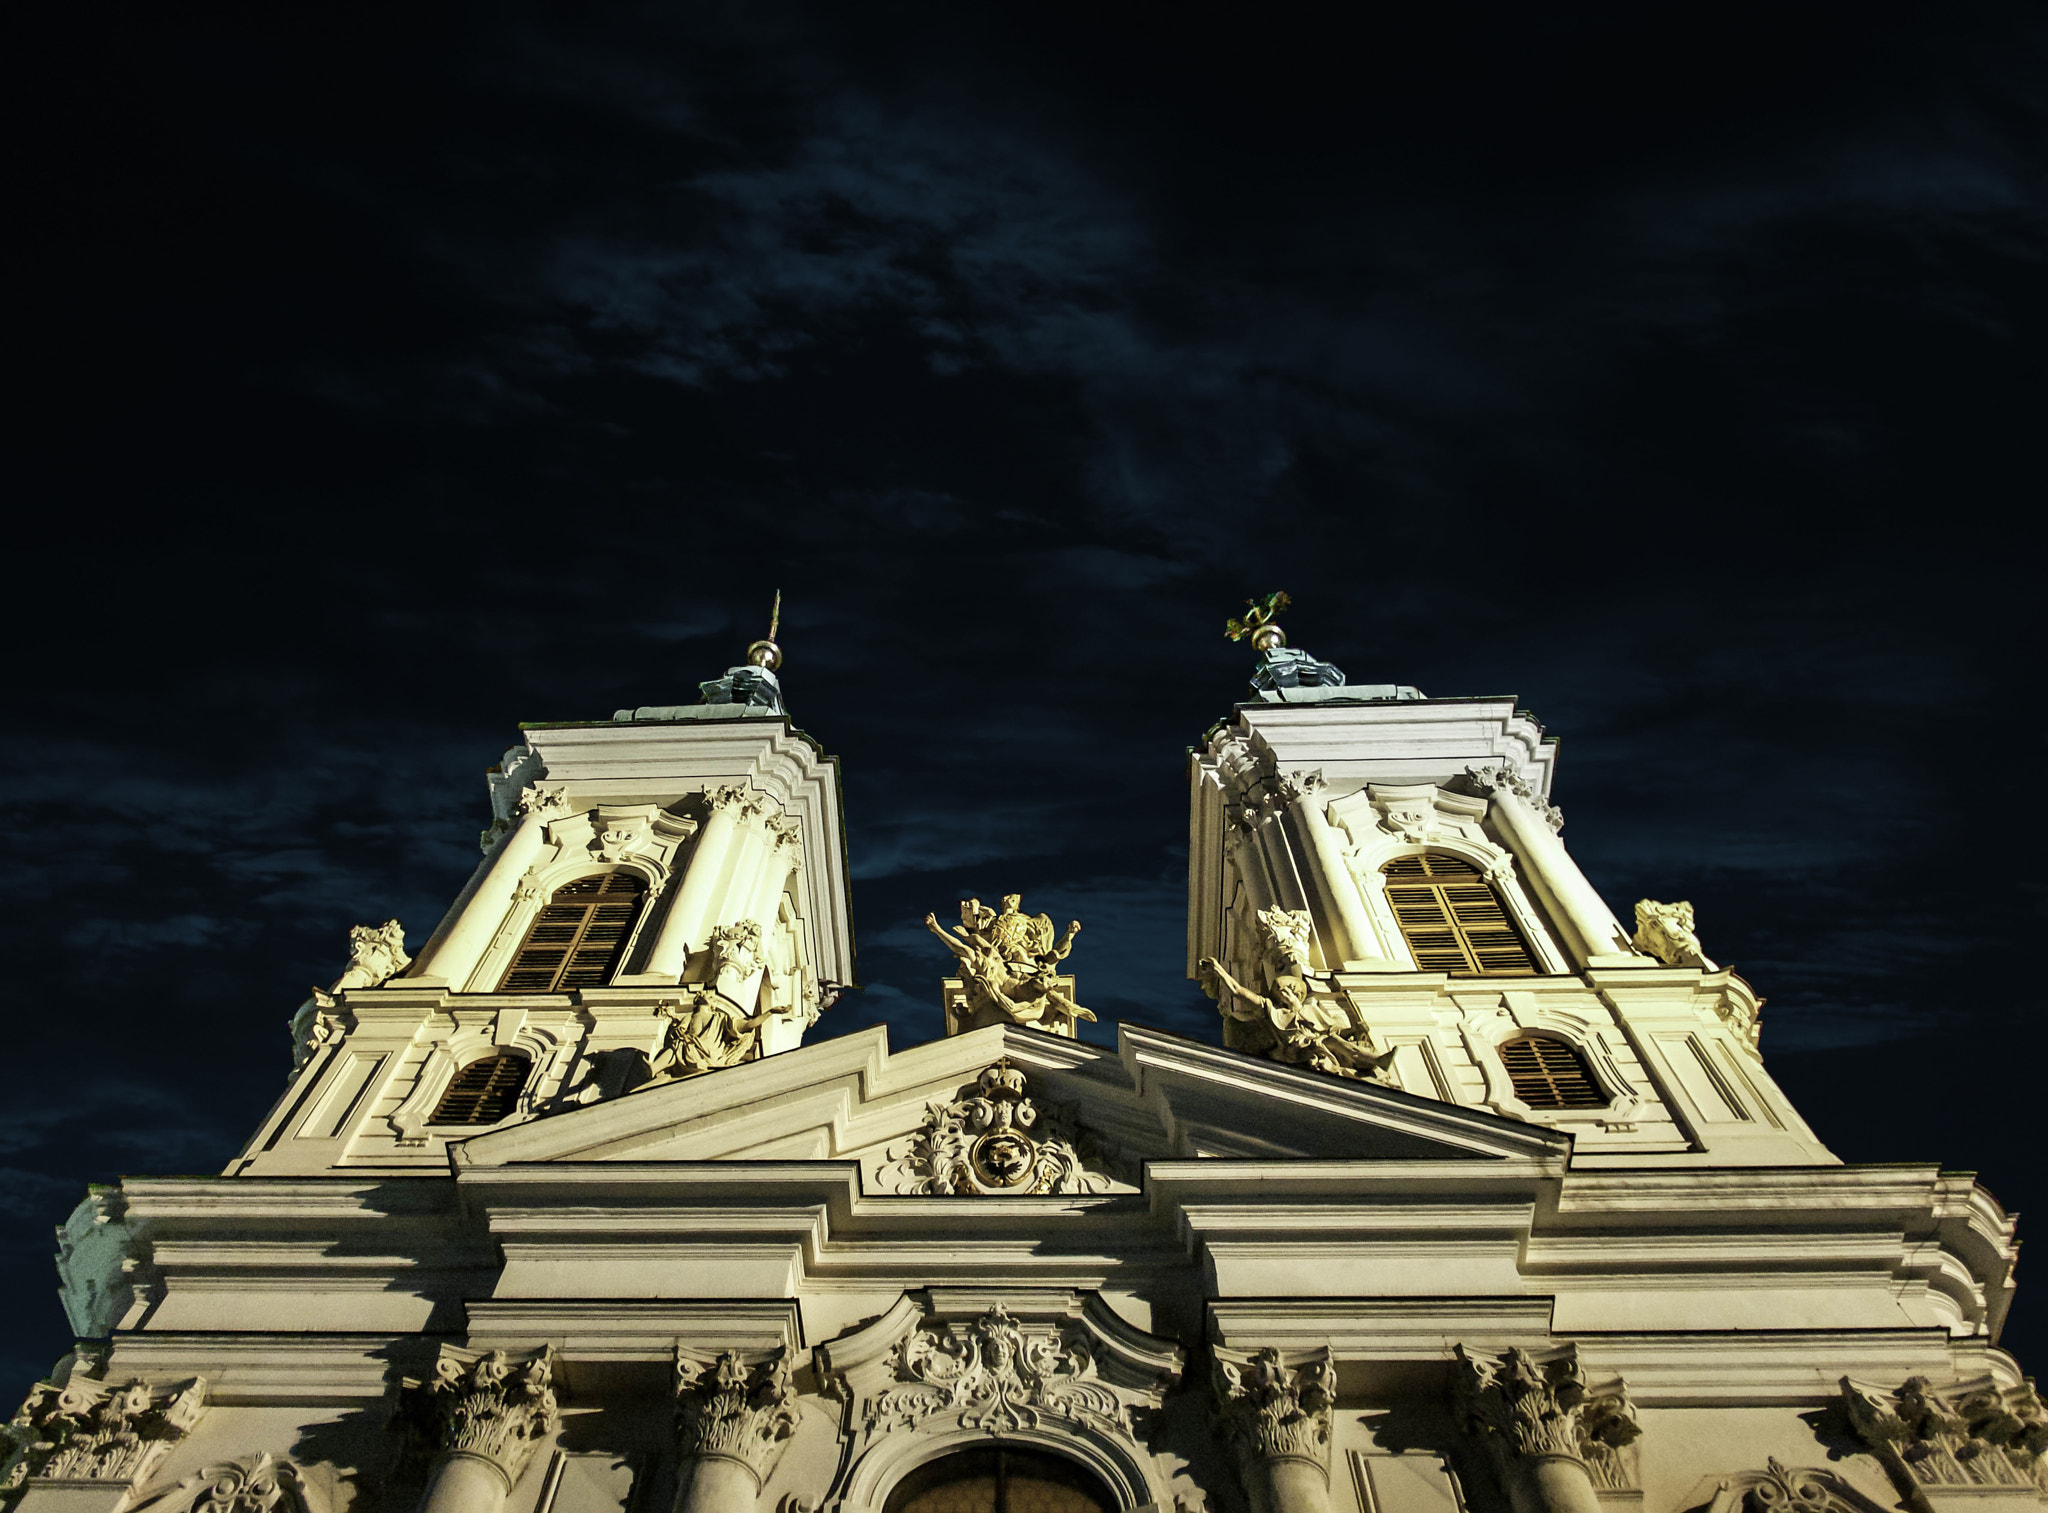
[673,1348,799,1513]
[408,792,569,988]
[648,785,757,980]
[1212,1346,1337,1513]
[1466,767,1639,969]
[402,1347,558,1513]
[1454,1345,1639,1513]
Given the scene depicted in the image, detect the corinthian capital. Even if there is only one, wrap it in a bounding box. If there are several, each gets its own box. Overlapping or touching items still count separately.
[1455,1345,1639,1481]
[1211,1346,1337,1482]
[704,783,769,820]
[675,1347,800,1489]
[400,1346,558,1491]
[3,1375,206,1489]
[1841,1375,2048,1497]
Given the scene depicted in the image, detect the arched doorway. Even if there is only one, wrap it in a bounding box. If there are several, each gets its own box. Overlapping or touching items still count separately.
[884,1447,1119,1513]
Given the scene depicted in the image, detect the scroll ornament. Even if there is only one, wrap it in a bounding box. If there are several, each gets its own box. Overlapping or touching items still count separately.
[165,1453,318,1513]
[397,1347,558,1489]
[1454,1345,1641,1491]
[675,1348,800,1488]
[1210,1347,1336,1479]
[2,1375,206,1489]
[1840,1375,2048,1495]
[876,1059,1129,1195]
[871,1305,1124,1437]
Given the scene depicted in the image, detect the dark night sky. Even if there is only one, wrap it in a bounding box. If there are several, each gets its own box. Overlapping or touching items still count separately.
[7,2,2045,1392]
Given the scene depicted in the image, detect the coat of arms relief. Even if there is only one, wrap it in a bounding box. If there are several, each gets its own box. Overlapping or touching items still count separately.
[874,1060,1133,1196]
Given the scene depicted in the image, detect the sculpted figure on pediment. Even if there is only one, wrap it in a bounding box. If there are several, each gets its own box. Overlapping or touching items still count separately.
[651,987,774,1079]
[1199,957,1395,1084]
[925,894,1096,1036]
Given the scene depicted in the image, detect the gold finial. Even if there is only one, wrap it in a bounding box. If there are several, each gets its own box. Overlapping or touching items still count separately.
[1225,590,1291,652]
[746,590,783,670]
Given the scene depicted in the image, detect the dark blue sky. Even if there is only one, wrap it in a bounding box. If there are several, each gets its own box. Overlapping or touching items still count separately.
[7,1,2044,1390]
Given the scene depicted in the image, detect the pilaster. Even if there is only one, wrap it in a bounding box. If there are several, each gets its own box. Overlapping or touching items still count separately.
[1210,1346,1338,1513]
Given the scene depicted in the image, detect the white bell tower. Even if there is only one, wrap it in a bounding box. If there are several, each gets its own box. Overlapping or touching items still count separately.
[1188,593,1833,1166]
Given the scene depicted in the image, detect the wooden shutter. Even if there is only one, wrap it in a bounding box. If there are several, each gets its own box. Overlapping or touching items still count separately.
[1382,854,1538,976]
[1497,1035,1605,1108]
[430,1052,531,1124]
[498,873,647,992]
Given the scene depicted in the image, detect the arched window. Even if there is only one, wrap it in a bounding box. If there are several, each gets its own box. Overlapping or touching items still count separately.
[1382,853,1538,975]
[498,873,647,992]
[1498,1034,1605,1109]
[885,1448,1116,1513]
[430,1051,531,1124]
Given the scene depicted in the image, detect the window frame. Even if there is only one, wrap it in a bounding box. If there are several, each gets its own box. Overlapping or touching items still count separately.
[495,870,650,993]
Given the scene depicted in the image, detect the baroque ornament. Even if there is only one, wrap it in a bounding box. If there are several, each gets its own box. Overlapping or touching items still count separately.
[1633,900,1720,971]
[2,1375,206,1489]
[1210,1346,1336,1479]
[649,987,774,1079]
[925,895,1094,1036]
[167,1453,318,1513]
[1840,1374,2048,1496]
[1200,908,1394,1083]
[674,1348,800,1488]
[875,1059,1128,1195]
[397,1346,558,1489]
[871,1305,1123,1437]
[1454,1345,1641,1492]
[1466,763,1564,834]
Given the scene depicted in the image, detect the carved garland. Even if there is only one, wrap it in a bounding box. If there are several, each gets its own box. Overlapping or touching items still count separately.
[871,1305,1126,1437]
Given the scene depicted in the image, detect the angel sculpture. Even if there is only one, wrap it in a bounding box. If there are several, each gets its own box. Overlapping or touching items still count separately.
[925,895,1096,1037]
[1199,956,1396,1084]
[649,987,775,1078]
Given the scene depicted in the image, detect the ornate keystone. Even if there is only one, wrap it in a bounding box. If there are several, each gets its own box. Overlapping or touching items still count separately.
[870,1305,1124,1437]
[1841,1375,2048,1497]
[164,1453,317,1513]
[2,1374,206,1489]
[1455,1345,1639,1493]
[675,1348,800,1489]
[1211,1346,1337,1482]
[399,1346,558,1492]
[875,1060,1130,1195]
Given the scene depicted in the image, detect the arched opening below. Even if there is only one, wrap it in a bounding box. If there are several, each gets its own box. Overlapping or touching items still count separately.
[884,1448,1119,1513]
[1498,1034,1605,1109]
[430,1052,532,1124]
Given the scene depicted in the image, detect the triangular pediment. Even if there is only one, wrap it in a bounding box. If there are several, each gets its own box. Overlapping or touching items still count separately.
[450,1020,1567,1177]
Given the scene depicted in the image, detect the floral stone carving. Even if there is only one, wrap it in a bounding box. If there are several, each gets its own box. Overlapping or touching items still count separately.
[875,1059,1130,1195]
[1210,1347,1336,1480]
[1633,900,1719,971]
[1465,763,1564,833]
[160,1453,318,1513]
[396,1346,558,1490]
[925,895,1094,1036]
[1455,1345,1641,1491]
[675,1348,800,1488]
[1840,1374,2048,1496]
[871,1305,1125,1437]
[3,1375,206,1489]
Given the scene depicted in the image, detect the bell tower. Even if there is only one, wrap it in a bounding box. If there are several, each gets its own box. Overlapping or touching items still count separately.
[232,608,855,1175]
[1188,594,1832,1166]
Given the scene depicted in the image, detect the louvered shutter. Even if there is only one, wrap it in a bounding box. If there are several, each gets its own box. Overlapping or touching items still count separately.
[1497,1035,1605,1108]
[497,873,647,992]
[1381,854,1538,976]
[430,1052,532,1124]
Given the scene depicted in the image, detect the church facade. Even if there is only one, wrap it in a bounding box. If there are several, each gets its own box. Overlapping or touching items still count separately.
[9,611,2043,1513]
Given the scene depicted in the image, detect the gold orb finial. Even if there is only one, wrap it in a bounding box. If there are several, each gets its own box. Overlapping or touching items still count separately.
[1225,590,1291,652]
[746,590,783,670]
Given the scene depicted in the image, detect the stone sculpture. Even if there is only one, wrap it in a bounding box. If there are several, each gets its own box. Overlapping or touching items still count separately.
[1633,899,1718,971]
[288,920,411,1071]
[649,988,775,1079]
[876,1059,1127,1195]
[1199,956,1395,1083]
[925,895,1095,1036]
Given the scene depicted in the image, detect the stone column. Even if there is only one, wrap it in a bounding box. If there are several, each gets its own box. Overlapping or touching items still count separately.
[1454,1345,1640,1513]
[408,789,569,987]
[1466,767,1639,969]
[648,785,763,980]
[402,1347,558,1513]
[1280,771,1386,971]
[8,1373,207,1513]
[673,1348,800,1513]
[1212,1346,1337,1513]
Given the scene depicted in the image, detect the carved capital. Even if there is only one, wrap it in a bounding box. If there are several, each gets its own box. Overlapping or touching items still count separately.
[1455,1345,1639,1486]
[3,1375,206,1489]
[1465,764,1563,833]
[399,1346,558,1491]
[1276,769,1328,804]
[1211,1347,1336,1482]
[704,783,769,820]
[1841,1375,2048,1496]
[516,784,574,819]
[675,1347,800,1490]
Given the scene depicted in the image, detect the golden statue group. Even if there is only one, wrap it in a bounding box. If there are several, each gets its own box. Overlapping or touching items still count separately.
[923,895,1095,1036]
